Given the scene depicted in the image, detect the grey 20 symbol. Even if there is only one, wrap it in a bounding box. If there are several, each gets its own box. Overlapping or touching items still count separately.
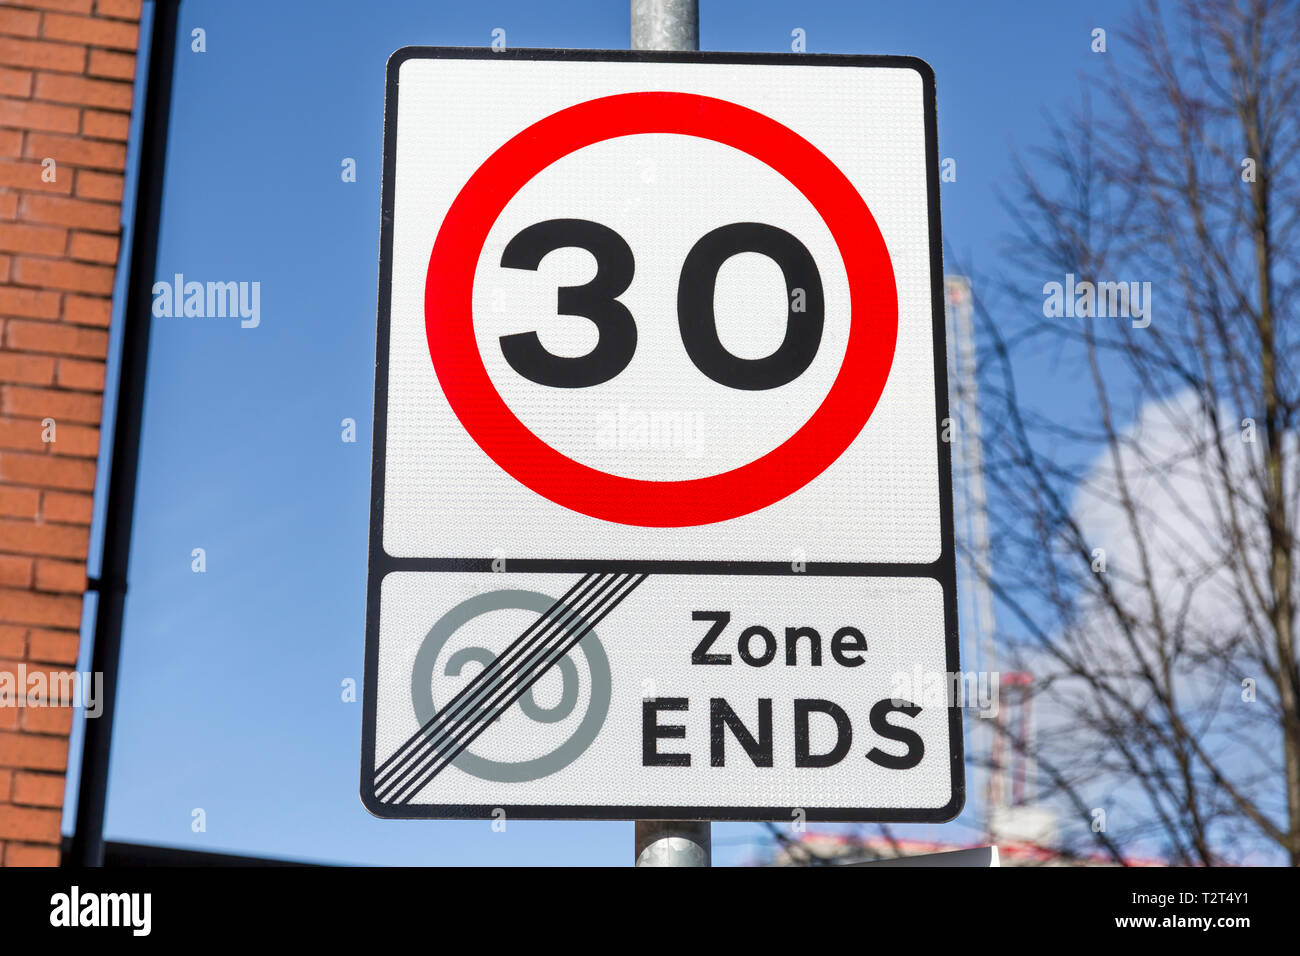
[499,218,826,390]
[411,589,611,782]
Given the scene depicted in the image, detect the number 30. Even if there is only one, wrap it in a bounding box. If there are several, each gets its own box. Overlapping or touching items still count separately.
[498,218,825,391]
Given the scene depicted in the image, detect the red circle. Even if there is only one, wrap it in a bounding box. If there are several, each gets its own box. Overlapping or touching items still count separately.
[425,91,898,527]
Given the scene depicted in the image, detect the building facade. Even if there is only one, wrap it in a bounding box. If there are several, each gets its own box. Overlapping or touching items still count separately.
[0,0,142,867]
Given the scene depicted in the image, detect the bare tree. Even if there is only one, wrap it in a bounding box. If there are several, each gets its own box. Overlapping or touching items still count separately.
[971,0,1300,864]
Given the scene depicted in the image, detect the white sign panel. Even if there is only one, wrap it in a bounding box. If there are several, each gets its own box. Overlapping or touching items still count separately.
[364,48,961,822]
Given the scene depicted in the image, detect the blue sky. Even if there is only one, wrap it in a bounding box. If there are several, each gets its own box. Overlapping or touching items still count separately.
[62,0,1138,865]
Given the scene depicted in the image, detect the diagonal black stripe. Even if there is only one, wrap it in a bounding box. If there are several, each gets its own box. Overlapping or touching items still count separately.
[378,573,627,801]
[375,573,619,797]
[387,572,639,804]
[376,573,625,799]
[394,573,646,804]
[374,573,603,784]
[393,573,647,805]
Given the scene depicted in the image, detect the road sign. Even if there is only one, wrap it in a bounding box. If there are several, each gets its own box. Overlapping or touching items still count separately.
[363,47,962,822]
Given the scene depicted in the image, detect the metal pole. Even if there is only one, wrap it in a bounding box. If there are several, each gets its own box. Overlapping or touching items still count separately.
[69,0,182,867]
[635,820,711,867]
[631,0,698,52]
[630,0,709,870]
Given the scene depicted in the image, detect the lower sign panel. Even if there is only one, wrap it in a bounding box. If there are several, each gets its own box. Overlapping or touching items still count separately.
[362,572,962,820]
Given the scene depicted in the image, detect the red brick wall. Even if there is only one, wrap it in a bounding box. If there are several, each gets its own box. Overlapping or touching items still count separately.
[0,0,141,867]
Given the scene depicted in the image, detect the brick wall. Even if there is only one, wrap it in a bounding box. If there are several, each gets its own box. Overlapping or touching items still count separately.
[0,0,141,867]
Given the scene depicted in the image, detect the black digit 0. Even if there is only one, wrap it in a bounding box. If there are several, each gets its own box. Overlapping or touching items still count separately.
[676,222,824,390]
[498,219,637,388]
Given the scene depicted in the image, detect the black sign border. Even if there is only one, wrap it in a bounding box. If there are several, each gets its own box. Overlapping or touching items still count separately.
[363,46,963,824]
